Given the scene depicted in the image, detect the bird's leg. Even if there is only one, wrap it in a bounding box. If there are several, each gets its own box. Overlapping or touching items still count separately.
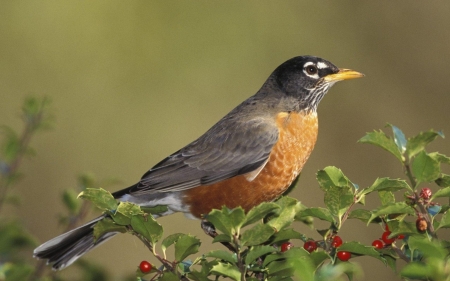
[201,220,236,252]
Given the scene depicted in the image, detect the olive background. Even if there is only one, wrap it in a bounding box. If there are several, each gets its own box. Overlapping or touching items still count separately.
[1,1,450,280]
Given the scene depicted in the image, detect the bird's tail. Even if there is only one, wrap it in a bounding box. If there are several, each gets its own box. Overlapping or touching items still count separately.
[33,215,117,270]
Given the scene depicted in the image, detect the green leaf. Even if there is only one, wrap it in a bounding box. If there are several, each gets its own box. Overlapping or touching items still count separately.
[174,234,201,262]
[400,262,431,280]
[437,211,450,230]
[435,174,450,187]
[241,223,275,246]
[431,186,450,200]
[161,233,184,256]
[386,123,407,153]
[406,130,444,158]
[429,152,450,165]
[362,178,412,195]
[297,207,335,223]
[210,262,241,281]
[245,245,275,264]
[78,188,117,212]
[92,218,127,242]
[141,205,169,215]
[130,214,163,245]
[309,251,330,267]
[368,202,415,224]
[407,236,447,259]
[358,130,403,162]
[113,202,143,225]
[385,220,418,237]
[316,166,353,191]
[348,209,373,224]
[412,151,441,184]
[267,197,302,231]
[206,250,237,265]
[378,190,395,205]
[324,186,354,223]
[207,206,245,236]
[212,234,232,243]
[269,228,305,244]
[243,202,280,227]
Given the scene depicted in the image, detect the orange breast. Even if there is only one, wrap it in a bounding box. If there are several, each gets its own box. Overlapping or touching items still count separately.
[183,111,318,218]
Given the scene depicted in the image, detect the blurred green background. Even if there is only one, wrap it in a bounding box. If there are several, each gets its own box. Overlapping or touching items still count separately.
[1,1,450,280]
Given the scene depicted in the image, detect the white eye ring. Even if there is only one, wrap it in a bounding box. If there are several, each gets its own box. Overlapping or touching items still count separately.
[303,62,319,79]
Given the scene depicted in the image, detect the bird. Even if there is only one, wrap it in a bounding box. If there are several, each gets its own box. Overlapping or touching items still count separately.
[34,55,363,270]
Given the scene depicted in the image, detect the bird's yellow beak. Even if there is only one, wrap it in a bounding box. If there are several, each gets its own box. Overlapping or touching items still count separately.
[324,68,365,82]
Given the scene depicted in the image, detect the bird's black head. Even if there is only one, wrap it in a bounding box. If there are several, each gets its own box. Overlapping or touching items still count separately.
[271,55,363,111]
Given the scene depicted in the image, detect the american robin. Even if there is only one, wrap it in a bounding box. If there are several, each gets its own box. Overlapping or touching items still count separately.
[34,55,363,270]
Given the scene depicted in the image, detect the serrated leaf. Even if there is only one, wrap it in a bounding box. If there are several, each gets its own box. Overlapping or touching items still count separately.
[93,218,126,242]
[437,211,450,230]
[241,223,275,246]
[386,123,407,153]
[368,202,415,224]
[412,151,441,184]
[161,233,184,256]
[212,233,232,243]
[113,202,143,225]
[348,209,372,223]
[362,178,412,195]
[406,130,444,158]
[358,130,403,162]
[245,245,275,264]
[316,166,353,191]
[207,206,245,236]
[324,186,354,223]
[338,241,382,259]
[211,262,241,281]
[130,214,163,245]
[297,207,335,223]
[378,190,395,205]
[206,250,237,265]
[174,234,201,262]
[435,174,450,187]
[269,228,305,244]
[431,186,450,200]
[243,202,280,227]
[267,197,301,231]
[141,205,169,215]
[309,251,330,267]
[429,152,450,165]
[407,236,447,259]
[78,188,117,211]
[385,220,418,237]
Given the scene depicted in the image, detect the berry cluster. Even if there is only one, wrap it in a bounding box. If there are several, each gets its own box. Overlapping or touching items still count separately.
[300,235,351,262]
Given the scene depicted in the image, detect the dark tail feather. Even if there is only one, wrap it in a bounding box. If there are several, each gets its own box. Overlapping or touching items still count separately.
[33,215,117,270]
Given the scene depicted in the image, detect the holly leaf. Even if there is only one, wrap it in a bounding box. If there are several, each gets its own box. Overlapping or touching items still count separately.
[267,197,302,231]
[437,211,450,230]
[316,166,353,191]
[113,202,143,225]
[245,245,275,265]
[269,228,305,244]
[378,190,395,205]
[324,186,354,223]
[93,218,126,242]
[358,130,403,162]
[241,224,275,247]
[348,209,376,224]
[338,241,382,260]
[310,251,330,268]
[412,151,441,184]
[435,174,450,187]
[297,207,335,223]
[161,233,184,256]
[243,202,280,227]
[368,202,415,224]
[206,250,237,265]
[362,178,412,195]
[386,220,419,237]
[174,234,201,262]
[431,186,450,200]
[211,262,241,281]
[386,123,407,153]
[207,207,245,236]
[130,214,163,245]
[429,152,450,165]
[78,188,117,211]
[406,130,444,158]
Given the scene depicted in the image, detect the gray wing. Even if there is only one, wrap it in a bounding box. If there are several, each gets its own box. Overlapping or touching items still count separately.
[129,117,279,195]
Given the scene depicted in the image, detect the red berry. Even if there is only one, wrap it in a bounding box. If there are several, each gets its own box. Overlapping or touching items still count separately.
[416,218,428,233]
[337,251,351,261]
[397,234,405,240]
[331,236,343,248]
[372,239,384,249]
[420,188,432,200]
[281,242,293,252]
[303,241,317,253]
[139,260,152,273]
[381,231,396,245]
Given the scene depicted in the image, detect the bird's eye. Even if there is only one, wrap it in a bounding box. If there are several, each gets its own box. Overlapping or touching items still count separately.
[305,65,318,75]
